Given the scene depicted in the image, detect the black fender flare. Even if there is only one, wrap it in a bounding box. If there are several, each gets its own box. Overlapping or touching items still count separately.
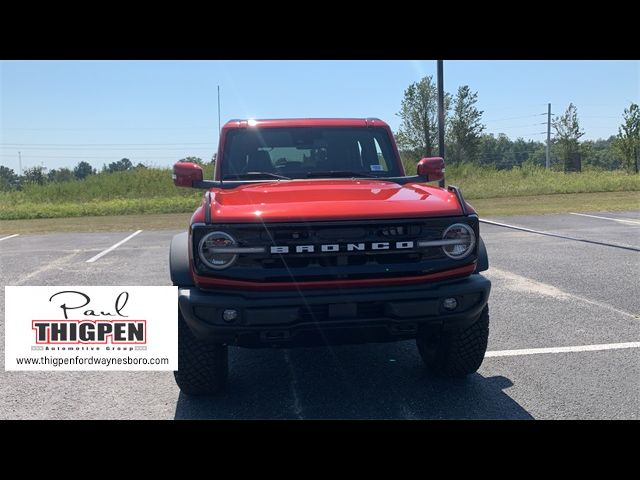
[170,232,194,287]
[474,236,489,273]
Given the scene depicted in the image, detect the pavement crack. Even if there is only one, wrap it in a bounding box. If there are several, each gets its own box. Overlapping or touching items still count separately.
[283,350,304,419]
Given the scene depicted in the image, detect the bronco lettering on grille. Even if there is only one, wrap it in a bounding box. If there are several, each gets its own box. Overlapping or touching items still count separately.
[270,241,415,254]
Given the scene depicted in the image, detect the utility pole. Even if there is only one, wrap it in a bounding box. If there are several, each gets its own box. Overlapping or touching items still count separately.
[18,151,22,176]
[546,103,551,169]
[437,60,445,188]
[217,85,221,136]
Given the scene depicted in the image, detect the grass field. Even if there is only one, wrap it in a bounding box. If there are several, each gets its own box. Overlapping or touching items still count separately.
[0,163,638,222]
[469,191,639,216]
[1,191,638,235]
[406,161,640,198]
[0,167,203,220]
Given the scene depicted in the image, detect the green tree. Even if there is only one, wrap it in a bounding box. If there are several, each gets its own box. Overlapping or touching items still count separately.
[47,167,75,183]
[481,133,513,169]
[476,134,547,169]
[396,76,450,158]
[447,85,485,163]
[107,158,133,173]
[0,166,19,191]
[581,136,621,170]
[22,166,48,185]
[552,103,584,172]
[614,102,640,173]
[73,161,95,180]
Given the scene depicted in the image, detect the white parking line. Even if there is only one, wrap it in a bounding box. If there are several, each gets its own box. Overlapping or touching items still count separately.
[479,218,640,252]
[569,212,640,225]
[86,230,143,263]
[0,234,20,242]
[486,341,640,358]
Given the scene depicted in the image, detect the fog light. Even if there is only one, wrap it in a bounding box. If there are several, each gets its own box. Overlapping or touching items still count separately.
[442,297,458,311]
[222,309,238,323]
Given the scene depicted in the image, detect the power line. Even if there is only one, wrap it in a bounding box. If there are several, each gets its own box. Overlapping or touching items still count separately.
[0,154,192,159]
[0,147,215,151]
[485,121,550,130]
[2,127,217,131]
[437,59,445,189]
[0,142,215,146]
[480,104,546,112]
[545,103,551,169]
[218,85,222,136]
[484,113,546,123]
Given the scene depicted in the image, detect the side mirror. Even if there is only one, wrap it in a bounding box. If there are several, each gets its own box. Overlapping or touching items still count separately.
[173,162,203,187]
[417,157,445,182]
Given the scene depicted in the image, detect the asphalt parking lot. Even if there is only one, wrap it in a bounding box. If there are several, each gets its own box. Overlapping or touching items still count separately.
[1,210,639,419]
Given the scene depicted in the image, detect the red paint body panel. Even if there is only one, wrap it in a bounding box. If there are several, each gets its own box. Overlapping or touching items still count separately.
[191,204,206,225]
[173,162,203,187]
[224,118,374,129]
[193,263,476,291]
[417,157,445,181]
[205,179,462,223]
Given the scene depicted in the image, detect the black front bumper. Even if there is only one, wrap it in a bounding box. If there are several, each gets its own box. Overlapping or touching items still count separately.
[179,274,491,348]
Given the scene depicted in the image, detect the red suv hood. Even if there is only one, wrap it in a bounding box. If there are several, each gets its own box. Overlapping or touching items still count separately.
[204,179,463,223]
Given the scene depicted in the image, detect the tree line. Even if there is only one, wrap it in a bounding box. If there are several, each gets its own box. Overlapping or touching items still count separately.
[0,158,152,191]
[2,80,638,192]
[397,76,639,173]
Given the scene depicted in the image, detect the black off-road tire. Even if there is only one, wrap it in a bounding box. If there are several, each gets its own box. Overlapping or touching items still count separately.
[417,305,490,377]
[174,313,229,395]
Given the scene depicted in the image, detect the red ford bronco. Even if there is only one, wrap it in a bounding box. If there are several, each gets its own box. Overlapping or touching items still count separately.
[170,118,490,395]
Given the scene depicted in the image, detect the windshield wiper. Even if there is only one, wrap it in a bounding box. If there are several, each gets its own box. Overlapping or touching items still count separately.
[306,170,381,178]
[223,172,291,180]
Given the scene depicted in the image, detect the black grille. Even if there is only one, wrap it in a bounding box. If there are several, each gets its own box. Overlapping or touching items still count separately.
[193,217,478,283]
[298,302,386,322]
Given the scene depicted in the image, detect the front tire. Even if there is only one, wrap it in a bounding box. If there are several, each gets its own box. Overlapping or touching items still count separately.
[174,312,229,395]
[417,305,490,377]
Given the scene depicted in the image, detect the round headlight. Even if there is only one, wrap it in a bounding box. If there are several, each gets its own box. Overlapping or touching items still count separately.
[198,231,238,270]
[441,223,476,260]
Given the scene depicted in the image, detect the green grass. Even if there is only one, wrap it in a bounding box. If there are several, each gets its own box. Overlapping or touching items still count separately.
[469,191,640,217]
[3,168,192,203]
[0,168,204,220]
[403,160,640,199]
[1,196,200,220]
[0,213,193,235]
[0,163,638,221]
[2,191,637,235]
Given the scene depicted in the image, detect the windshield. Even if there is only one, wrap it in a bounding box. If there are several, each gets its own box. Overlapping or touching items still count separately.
[221,126,401,180]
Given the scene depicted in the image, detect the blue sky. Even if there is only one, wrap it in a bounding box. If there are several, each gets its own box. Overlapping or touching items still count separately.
[1,60,638,172]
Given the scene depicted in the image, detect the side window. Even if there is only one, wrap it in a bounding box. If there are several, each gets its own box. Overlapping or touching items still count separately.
[357,136,389,172]
[356,140,367,169]
[373,138,389,171]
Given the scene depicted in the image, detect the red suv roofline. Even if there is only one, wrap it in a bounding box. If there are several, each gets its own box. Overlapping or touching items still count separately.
[222,118,388,129]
